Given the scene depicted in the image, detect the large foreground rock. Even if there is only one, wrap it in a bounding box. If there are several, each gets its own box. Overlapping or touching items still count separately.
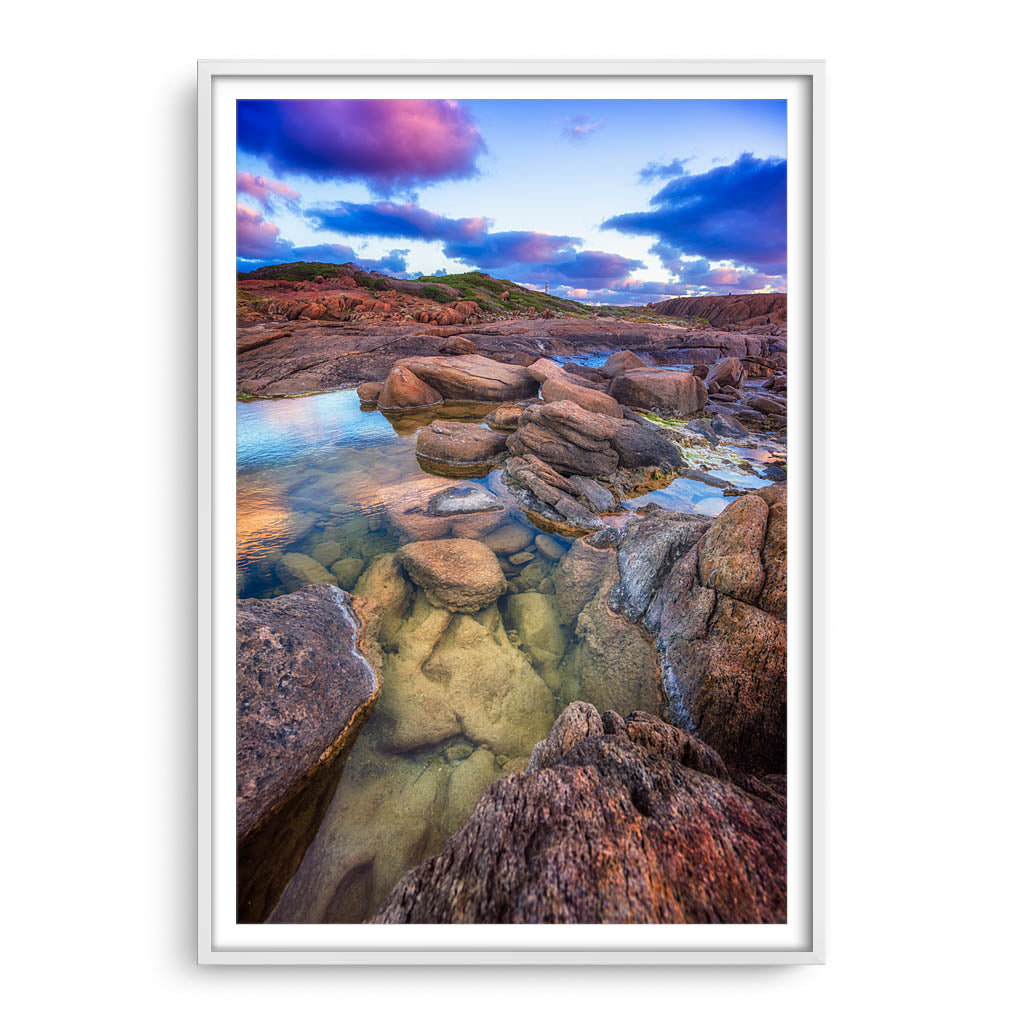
[611,488,788,772]
[372,702,786,924]
[396,538,507,612]
[609,368,707,416]
[395,354,536,402]
[236,585,379,922]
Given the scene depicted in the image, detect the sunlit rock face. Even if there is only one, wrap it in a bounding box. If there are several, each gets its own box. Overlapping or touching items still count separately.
[371,702,786,925]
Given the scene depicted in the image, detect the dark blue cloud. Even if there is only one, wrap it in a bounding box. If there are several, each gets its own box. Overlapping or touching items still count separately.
[637,157,692,183]
[603,152,787,274]
[305,201,489,243]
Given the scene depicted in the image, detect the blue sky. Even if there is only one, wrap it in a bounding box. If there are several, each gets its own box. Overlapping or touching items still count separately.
[236,98,787,303]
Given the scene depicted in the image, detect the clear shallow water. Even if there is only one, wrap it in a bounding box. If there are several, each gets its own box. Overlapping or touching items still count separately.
[236,386,784,923]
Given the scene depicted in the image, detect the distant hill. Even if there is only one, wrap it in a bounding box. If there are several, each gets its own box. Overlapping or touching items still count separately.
[648,293,787,329]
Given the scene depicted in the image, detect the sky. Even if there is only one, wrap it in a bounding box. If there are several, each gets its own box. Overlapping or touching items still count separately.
[236,98,786,303]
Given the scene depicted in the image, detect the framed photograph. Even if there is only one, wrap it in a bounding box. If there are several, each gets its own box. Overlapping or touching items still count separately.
[199,59,823,965]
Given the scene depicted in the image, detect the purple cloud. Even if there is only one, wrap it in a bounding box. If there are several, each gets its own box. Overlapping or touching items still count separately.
[236,172,301,213]
[562,115,603,141]
[305,201,489,242]
[442,229,583,268]
[236,204,408,273]
[602,152,787,274]
[237,99,486,195]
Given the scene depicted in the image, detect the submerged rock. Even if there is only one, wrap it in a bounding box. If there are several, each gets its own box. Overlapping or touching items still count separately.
[426,483,504,517]
[396,538,507,613]
[505,591,567,688]
[275,551,337,590]
[329,557,365,590]
[236,585,379,922]
[481,522,534,555]
[372,702,786,924]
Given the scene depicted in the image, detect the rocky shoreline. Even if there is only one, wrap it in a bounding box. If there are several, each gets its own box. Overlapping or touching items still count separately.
[235,289,789,924]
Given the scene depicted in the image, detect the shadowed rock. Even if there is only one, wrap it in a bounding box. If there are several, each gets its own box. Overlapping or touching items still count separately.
[236,585,379,922]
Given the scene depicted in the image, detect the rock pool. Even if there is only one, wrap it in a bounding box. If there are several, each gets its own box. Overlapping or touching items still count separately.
[236,384,785,922]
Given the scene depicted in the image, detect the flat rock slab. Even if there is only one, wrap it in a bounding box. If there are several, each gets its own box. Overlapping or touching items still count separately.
[395,354,536,402]
[236,585,379,920]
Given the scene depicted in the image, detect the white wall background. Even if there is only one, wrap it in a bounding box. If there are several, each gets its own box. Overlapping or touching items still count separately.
[4,2,1018,1018]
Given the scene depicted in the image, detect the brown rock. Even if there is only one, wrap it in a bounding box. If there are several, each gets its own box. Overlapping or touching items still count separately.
[372,703,786,924]
[396,539,507,612]
[356,381,382,404]
[698,493,769,603]
[481,523,534,556]
[705,357,747,389]
[601,349,648,376]
[236,586,379,922]
[541,375,623,418]
[648,293,787,328]
[376,366,443,411]
[609,368,707,416]
[439,335,477,355]
[415,420,507,468]
[395,354,536,402]
[484,402,527,431]
[508,421,618,477]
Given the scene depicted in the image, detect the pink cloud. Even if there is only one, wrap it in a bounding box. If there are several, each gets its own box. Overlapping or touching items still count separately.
[237,99,486,194]
[236,204,283,259]
[236,172,301,212]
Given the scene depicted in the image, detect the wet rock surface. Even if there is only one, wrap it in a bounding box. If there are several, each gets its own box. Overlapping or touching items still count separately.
[372,702,785,924]
[236,585,380,922]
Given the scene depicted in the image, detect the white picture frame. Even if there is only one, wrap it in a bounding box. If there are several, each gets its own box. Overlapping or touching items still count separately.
[199,59,823,965]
